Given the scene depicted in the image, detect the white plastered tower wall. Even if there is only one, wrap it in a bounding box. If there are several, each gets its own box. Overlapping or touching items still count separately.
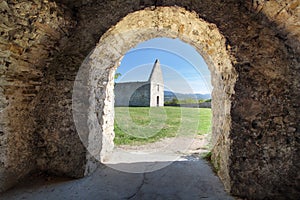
[149,59,164,107]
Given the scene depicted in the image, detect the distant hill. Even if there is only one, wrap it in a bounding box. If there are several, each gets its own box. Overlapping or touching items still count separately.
[164,91,211,101]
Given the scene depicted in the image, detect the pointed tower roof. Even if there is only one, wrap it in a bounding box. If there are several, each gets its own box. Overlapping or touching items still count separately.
[148,59,163,83]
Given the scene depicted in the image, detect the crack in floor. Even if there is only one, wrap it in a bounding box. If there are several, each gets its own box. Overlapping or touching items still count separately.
[125,173,146,200]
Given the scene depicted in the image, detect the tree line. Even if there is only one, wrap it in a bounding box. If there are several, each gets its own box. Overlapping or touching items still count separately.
[164,98,211,106]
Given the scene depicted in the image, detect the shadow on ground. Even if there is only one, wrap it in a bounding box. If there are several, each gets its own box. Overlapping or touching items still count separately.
[1,159,233,200]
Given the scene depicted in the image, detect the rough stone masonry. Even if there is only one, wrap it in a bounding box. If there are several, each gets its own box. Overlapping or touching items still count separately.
[0,0,299,199]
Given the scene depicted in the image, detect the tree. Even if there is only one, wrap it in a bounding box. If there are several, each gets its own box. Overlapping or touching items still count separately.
[114,72,122,80]
[171,97,179,105]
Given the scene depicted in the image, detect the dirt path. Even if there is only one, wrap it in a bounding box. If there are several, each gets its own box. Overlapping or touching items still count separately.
[117,134,211,155]
[103,134,212,173]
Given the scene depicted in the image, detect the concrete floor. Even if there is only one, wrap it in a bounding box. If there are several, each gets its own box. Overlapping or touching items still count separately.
[1,158,233,200]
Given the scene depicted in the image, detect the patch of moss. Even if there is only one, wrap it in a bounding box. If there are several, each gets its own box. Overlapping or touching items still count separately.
[203,151,220,174]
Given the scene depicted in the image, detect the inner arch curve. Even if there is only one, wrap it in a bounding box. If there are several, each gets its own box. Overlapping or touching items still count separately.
[72,6,237,190]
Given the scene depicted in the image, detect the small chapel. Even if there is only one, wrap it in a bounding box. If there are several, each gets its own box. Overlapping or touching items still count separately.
[114,59,164,107]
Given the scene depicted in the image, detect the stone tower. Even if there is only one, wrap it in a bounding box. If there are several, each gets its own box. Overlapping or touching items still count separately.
[114,59,164,107]
[149,59,164,107]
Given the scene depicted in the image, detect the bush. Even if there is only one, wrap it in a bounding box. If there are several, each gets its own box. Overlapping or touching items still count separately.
[164,98,179,106]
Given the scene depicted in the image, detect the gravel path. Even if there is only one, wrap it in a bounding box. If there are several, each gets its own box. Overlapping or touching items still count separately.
[117,134,211,154]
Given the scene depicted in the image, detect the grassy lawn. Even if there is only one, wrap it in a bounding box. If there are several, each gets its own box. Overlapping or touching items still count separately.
[114,106,211,145]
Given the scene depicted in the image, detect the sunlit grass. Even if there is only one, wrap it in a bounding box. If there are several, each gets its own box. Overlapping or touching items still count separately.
[114,106,212,145]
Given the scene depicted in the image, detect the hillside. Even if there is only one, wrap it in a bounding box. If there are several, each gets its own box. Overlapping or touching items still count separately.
[164,91,211,102]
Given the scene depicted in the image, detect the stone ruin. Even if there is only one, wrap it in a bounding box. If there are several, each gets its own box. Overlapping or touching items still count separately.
[115,59,164,107]
[0,1,299,199]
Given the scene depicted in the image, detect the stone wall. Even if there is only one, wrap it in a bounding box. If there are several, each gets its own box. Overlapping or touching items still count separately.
[115,82,150,107]
[129,84,151,107]
[0,0,299,199]
[0,0,75,191]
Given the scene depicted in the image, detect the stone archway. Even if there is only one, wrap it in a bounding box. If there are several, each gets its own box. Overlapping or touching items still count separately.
[74,6,237,191]
[1,1,298,198]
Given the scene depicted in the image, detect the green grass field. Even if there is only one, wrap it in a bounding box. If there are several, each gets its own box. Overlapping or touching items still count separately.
[114,106,212,145]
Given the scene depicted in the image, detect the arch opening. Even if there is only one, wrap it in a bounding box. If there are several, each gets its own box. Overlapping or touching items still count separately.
[73,6,237,189]
[109,37,213,172]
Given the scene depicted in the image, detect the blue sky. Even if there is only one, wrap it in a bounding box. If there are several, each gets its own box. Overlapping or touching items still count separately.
[115,38,212,94]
